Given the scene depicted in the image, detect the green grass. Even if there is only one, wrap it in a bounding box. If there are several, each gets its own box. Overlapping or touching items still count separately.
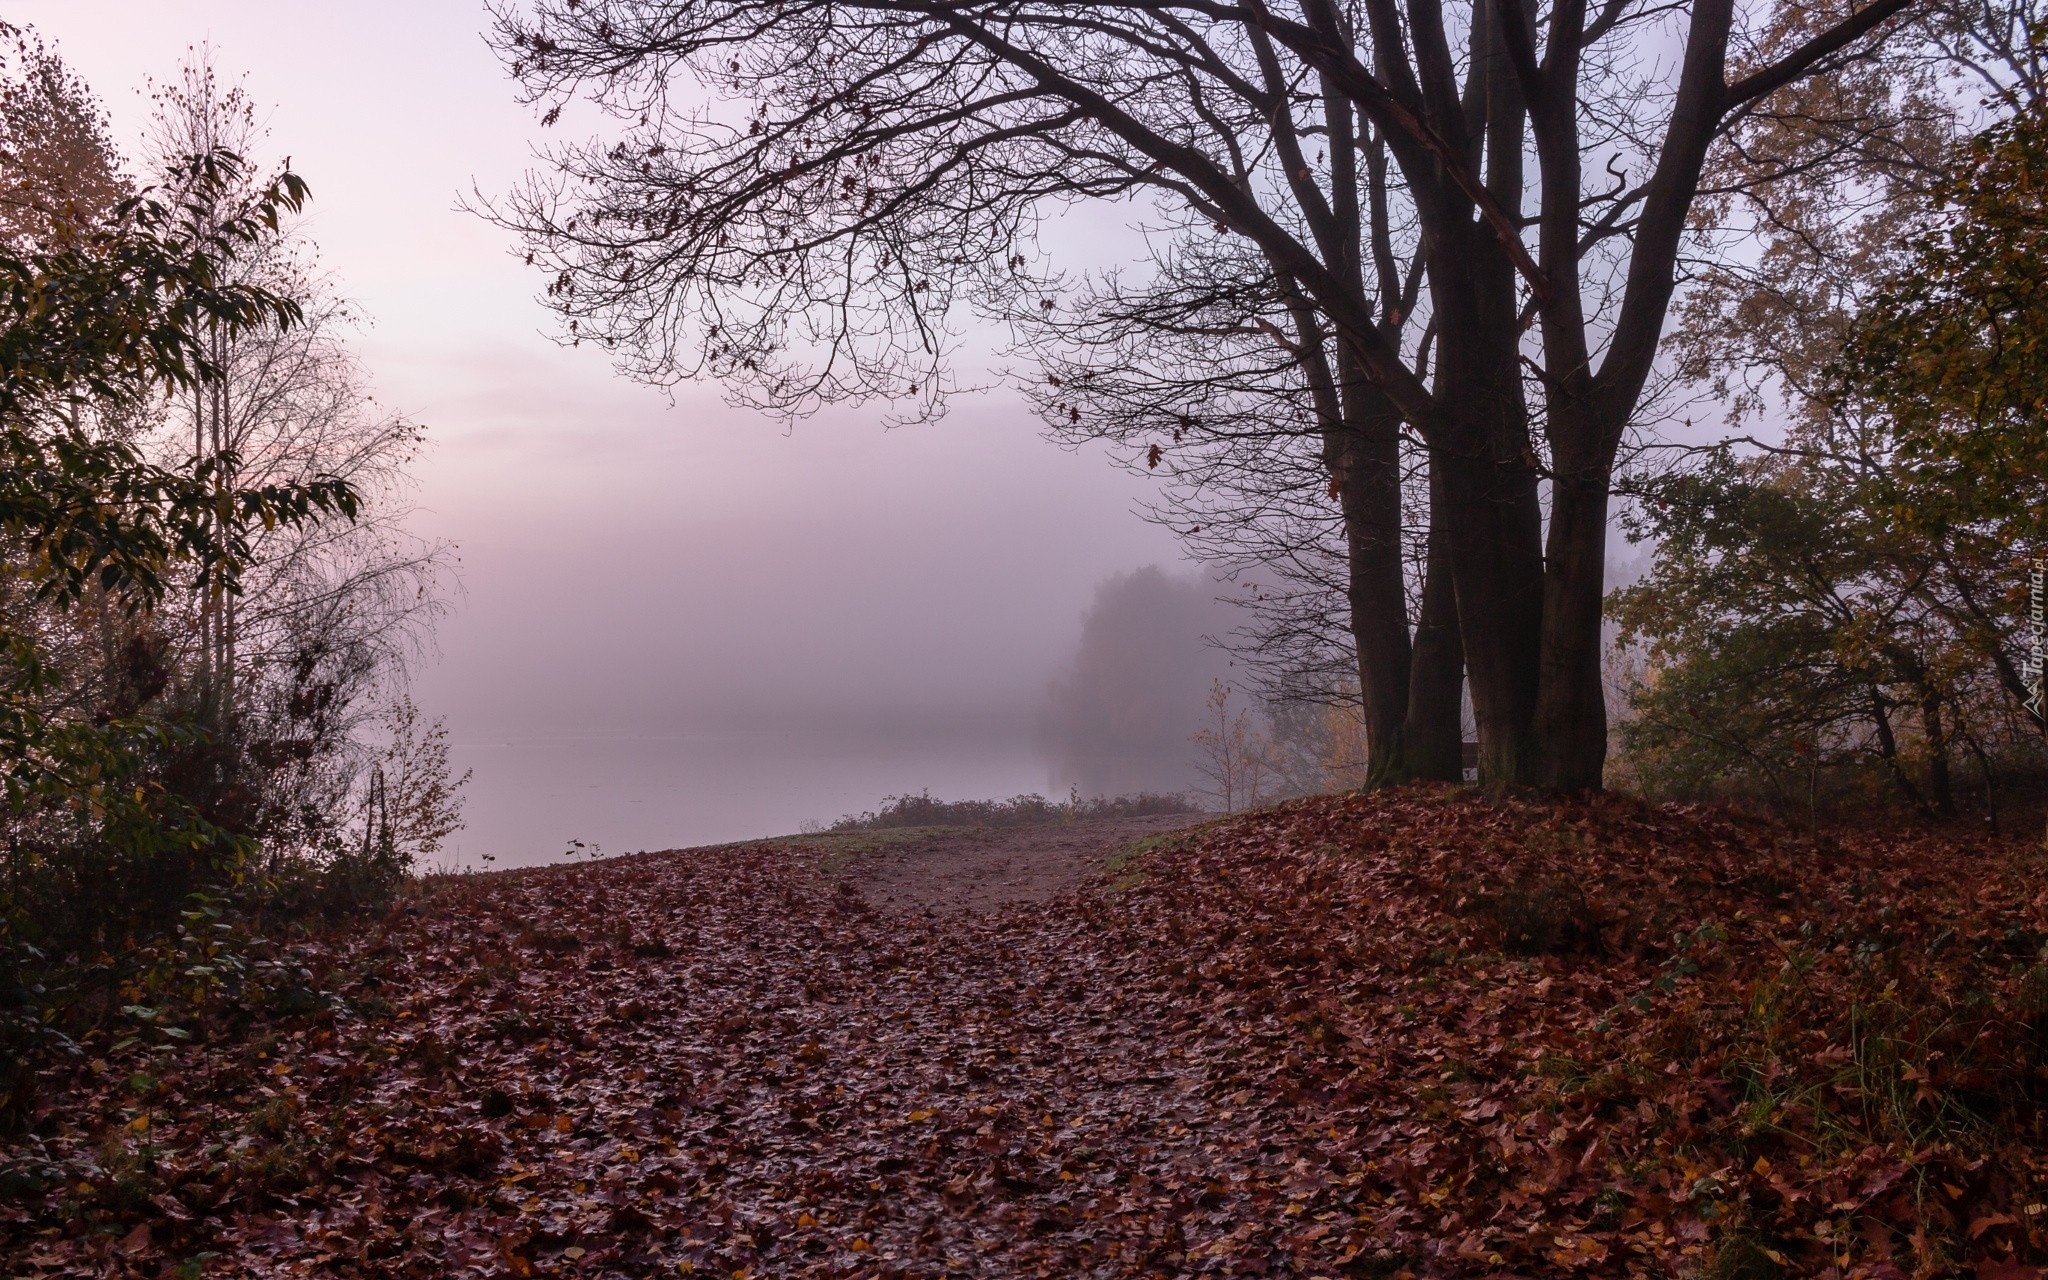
[1101,831,1193,892]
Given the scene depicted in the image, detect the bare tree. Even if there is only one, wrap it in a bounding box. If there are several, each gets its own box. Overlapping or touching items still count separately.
[141,56,461,859]
[1190,680,1274,810]
[485,0,1918,789]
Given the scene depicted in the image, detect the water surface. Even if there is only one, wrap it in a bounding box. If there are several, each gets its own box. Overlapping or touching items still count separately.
[440,733,1052,869]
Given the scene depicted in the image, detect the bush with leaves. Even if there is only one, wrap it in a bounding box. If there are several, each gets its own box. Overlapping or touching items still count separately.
[0,135,359,1076]
[1614,100,2048,818]
[1845,99,2048,556]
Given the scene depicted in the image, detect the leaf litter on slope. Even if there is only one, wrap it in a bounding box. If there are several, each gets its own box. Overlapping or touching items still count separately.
[5,788,2048,1278]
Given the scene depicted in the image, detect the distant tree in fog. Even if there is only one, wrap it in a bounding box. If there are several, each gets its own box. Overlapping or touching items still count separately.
[1038,568,1235,799]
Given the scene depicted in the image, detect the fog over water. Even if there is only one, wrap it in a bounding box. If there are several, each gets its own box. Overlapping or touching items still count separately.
[1040,569,1239,800]
[443,734,1051,869]
[31,1,1244,865]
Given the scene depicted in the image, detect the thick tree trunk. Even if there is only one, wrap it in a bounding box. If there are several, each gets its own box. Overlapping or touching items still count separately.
[1412,13,1547,791]
[1439,440,1544,788]
[1531,465,1612,790]
[1404,462,1465,782]
[1428,288,1543,789]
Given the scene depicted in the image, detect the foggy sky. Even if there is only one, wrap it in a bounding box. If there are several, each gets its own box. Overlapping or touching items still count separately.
[25,1,1204,806]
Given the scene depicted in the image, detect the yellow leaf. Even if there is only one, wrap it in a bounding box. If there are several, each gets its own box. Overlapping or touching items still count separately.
[851,1238,872,1253]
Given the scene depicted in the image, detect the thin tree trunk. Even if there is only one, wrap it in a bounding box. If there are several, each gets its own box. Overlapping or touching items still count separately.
[1404,458,1464,781]
[1289,279,1414,788]
[1869,691,1926,812]
[194,371,210,707]
[1319,74,1414,788]
[1962,724,1998,834]
[1920,693,1954,816]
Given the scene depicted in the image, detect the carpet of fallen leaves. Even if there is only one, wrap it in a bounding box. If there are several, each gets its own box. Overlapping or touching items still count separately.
[7,788,2048,1279]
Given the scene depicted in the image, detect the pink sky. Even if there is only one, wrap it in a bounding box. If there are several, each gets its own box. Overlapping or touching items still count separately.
[20,0,1187,746]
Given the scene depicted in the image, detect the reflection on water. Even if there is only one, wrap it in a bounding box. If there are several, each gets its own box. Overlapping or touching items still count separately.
[437,734,1053,869]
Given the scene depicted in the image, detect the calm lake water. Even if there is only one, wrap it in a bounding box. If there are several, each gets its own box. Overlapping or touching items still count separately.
[438,733,1053,869]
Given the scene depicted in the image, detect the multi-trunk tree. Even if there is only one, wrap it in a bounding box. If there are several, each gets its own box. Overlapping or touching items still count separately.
[487,0,1916,789]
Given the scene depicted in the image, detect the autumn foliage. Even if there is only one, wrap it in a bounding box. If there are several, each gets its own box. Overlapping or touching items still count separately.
[5,790,2047,1277]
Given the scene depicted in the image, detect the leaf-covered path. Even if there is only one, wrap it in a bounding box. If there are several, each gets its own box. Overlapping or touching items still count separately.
[8,791,2048,1278]
[828,812,1202,913]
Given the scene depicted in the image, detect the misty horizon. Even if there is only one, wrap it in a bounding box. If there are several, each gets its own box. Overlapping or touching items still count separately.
[19,0,1257,865]
[434,560,1248,868]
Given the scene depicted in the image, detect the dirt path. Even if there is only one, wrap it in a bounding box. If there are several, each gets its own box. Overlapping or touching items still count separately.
[820,813,1209,913]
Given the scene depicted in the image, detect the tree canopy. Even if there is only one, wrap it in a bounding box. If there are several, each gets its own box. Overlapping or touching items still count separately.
[486,0,1920,789]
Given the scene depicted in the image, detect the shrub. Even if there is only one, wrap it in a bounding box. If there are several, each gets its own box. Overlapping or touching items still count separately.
[828,789,1200,831]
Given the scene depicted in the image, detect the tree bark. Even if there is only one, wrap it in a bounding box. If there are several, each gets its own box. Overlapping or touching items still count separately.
[1419,234,1543,789]
[1531,457,1613,790]
[1439,438,1544,787]
[1333,382,1413,784]
[1415,0,1546,790]
[1404,461,1465,782]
